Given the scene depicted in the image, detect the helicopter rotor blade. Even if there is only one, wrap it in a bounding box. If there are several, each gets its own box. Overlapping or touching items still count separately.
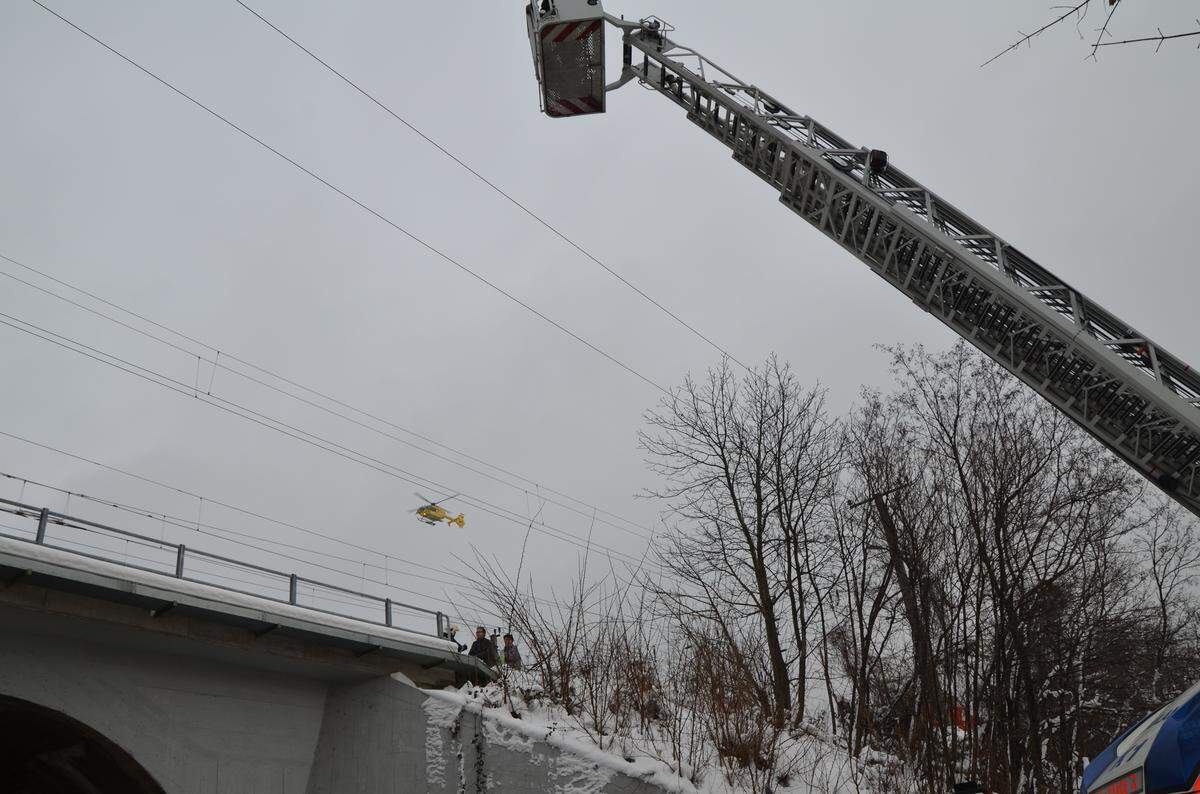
[431,493,460,507]
[413,492,439,506]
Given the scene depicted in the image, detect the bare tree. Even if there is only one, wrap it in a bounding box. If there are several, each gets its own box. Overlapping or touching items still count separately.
[841,390,953,788]
[825,490,900,760]
[459,344,1200,794]
[641,357,840,729]
[877,343,1144,791]
[1134,500,1200,702]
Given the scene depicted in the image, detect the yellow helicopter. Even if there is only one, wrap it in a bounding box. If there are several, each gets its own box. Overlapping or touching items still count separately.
[412,492,466,529]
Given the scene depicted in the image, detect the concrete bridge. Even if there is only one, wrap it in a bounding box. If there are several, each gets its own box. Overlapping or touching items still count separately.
[0,499,668,793]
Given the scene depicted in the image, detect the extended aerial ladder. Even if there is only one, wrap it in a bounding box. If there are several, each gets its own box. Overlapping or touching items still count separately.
[526,0,1200,521]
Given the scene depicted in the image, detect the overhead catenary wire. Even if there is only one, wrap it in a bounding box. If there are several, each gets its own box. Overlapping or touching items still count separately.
[0,251,653,538]
[233,0,750,374]
[0,485,509,627]
[0,255,655,543]
[17,473,483,602]
[66,503,497,620]
[0,432,482,592]
[16,1,695,546]
[0,469,637,623]
[28,0,668,396]
[8,0,697,595]
[0,432,664,617]
[0,470,462,591]
[0,310,671,575]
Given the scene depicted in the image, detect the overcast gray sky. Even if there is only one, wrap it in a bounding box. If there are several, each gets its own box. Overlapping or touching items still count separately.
[1,0,1197,630]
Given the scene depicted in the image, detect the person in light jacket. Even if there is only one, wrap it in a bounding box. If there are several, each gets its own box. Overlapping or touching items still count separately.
[443,624,467,653]
[502,633,522,670]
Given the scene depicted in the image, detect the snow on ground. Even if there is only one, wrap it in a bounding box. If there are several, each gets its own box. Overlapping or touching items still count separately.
[422,671,893,793]
[423,677,683,794]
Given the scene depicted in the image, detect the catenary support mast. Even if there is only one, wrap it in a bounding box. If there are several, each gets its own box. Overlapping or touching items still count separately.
[527,4,1200,518]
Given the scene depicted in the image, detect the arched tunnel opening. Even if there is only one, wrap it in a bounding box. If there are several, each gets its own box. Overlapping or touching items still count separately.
[0,695,164,794]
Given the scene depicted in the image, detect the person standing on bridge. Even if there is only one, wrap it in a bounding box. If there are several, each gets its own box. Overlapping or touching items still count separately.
[468,626,497,666]
[502,633,522,670]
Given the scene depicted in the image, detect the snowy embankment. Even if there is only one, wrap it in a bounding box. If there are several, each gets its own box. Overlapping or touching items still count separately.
[421,672,889,793]
[423,677,698,794]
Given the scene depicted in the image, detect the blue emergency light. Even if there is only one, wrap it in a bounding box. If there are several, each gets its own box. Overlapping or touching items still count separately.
[1082,680,1200,794]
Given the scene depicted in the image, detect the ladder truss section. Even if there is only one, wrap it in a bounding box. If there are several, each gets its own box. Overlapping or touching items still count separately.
[621,24,1200,518]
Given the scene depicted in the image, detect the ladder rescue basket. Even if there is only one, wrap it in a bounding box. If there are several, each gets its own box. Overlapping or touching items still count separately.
[526,0,606,118]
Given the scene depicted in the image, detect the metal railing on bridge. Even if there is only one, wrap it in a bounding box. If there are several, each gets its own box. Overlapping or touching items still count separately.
[0,496,448,639]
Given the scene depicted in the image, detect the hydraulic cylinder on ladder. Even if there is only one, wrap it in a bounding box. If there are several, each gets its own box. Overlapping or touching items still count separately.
[525,1,1200,523]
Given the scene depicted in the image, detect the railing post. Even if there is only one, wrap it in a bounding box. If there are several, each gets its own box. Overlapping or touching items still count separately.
[289,574,298,605]
[436,611,445,638]
[175,544,186,578]
[35,508,49,544]
[385,598,393,627]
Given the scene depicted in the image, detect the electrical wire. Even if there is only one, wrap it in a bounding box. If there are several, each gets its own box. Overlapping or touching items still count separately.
[0,498,508,626]
[0,462,461,591]
[0,435,662,616]
[37,477,528,611]
[9,4,765,616]
[0,251,634,530]
[0,254,656,542]
[28,0,668,396]
[234,0,749,374]
[0,472,634,623]
[0,310,666,573]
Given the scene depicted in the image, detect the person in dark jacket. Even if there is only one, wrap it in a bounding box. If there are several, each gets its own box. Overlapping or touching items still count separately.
[502,633,523,670]
[467,626,497,666]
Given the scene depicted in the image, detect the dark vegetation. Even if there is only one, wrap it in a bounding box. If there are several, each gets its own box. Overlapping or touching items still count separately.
[472,343,1200,792]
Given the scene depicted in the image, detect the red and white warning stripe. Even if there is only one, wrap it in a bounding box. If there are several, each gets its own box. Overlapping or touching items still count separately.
[547,95,602,116]
[539,19,602,44]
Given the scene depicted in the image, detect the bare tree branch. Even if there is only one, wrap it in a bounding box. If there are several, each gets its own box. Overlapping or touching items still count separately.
[983,1,1197,64]
[1087,0,1123,60]
[981,1,1091,67]
[1096,25,1200,51]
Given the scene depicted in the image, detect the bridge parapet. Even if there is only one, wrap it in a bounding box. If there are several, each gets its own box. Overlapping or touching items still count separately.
[0,495,449,638]
[0,496,491,687]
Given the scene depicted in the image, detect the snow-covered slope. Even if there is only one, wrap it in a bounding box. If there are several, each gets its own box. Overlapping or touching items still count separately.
[421,673,902,793]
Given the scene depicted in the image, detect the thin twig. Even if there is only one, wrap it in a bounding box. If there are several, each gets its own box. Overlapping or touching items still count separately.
[1087,0,1123,60]
[981,0,1091,67]
[1095,26,1200,50]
